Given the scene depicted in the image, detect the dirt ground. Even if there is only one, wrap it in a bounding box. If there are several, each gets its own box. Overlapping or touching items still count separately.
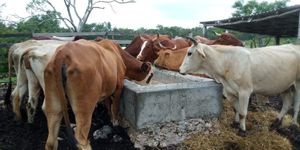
[0,84,300,150]
[0,99,137,150]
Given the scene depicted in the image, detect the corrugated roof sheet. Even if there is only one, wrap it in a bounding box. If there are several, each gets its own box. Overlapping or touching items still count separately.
[200,5,300,37]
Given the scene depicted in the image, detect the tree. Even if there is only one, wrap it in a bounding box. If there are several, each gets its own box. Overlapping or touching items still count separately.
[0,3,5,22]
[16,11,63,33]
[232,0,289,47]
[81,22,112,32]
[232,0,289,17]
[26,0,135,32]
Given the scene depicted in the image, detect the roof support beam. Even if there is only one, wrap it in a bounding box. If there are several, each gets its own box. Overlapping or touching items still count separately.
[200,6,300,38]
[203,25,207,37]
[275,36,280,45]
[298,10,300,44]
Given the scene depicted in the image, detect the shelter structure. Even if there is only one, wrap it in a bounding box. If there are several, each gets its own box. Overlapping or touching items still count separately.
[200,5,300,45]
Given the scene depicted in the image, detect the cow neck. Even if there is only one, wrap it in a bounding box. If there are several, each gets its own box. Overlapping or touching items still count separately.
[118,48,148,81]
[204,45,233,79]
[124,36,144,57]
[150,42,159,63]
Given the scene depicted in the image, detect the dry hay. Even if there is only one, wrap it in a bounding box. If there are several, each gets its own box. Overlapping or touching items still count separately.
[183,99,293,150]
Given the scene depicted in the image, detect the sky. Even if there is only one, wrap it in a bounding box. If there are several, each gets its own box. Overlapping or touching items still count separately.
[1,0,300,29]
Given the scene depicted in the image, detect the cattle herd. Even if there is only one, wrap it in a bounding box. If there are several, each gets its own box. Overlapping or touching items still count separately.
[3,32,300,149]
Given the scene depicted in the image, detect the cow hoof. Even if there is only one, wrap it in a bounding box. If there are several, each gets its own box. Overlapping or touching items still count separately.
[231,121,240,129]
[13,115,22,122]
[237,128,247,137]
[112,120,119,126]
[270,118,282,130]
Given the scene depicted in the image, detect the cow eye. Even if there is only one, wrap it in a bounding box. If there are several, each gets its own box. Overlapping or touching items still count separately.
[187,52,192,56]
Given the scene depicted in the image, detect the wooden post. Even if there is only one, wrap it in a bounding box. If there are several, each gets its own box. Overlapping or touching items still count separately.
[275,36,280,45]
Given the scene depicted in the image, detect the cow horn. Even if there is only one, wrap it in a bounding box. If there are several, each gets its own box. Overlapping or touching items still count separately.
[158,41,167,49]
[212,31,221,36]
[186,36,198,46]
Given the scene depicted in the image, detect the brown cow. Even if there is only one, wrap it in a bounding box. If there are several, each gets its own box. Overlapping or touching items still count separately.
[212,33,244,46]
[154,34,243,71]
[194,33,243,46]
[124,34,171,58]
[136,35,191,63]
[44,39,152,150]
[194,36,213,44]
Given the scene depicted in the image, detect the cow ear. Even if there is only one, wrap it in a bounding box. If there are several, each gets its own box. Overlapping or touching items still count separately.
[152,33,159,41]
[164,52,170,57]
[140,36,147,41]
[141,62,151,73]
[197,48,206,58]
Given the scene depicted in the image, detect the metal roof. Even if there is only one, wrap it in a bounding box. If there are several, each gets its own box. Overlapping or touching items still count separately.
[200,5,300,37]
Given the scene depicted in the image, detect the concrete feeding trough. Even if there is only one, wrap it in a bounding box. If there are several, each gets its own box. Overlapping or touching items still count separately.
[120,67,223,130]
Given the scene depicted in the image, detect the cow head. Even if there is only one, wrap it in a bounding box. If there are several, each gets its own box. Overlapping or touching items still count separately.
[194,36,212,44]
[124,35,152,57]
[130,62,154,84]
[136,40,155,63]
[153,50,169,69]
[153,39,176,50]
[179,38,206,75]
[137,34,173,63]
[212,33,244,46]
[95,36,105,42]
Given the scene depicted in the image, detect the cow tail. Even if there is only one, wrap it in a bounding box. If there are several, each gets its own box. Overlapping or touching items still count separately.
[4,47,14,111]
[53,50,78,148]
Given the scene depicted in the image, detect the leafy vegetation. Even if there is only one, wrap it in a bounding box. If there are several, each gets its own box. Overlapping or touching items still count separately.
[232,0,290,17]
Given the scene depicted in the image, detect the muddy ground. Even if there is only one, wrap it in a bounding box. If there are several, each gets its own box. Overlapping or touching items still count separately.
[0,84,300,149]
[0,98,137,150]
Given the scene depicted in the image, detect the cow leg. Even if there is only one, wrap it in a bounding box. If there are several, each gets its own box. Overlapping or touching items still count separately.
[104,98,112,120]
[45,111,62,150]
[12,88,21,121]
[271,91,293,129]
[72,98,95,150]
[44,93,62,150]
[224,92,239,128]
[232,99,240,129]
[14,82,27,121]
[25,69,41,123]
[237,90,251,136]
[13,66,28,121]
[293,82,300,125]
[44,71,63,150]
[111,79,124,126]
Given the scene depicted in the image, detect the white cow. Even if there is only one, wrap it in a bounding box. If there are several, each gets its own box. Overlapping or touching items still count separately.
[6,40,67,123]
[179,39,300,135]
[6,40,39,121]
[22,40,67,123]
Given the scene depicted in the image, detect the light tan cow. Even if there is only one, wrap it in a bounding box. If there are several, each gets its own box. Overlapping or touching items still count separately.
[179,39,300,136]
[22,40,67,123]
[5,40,67,123]
[5,40,38,120]
[44,39,153,150]
[154,47,188,71]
